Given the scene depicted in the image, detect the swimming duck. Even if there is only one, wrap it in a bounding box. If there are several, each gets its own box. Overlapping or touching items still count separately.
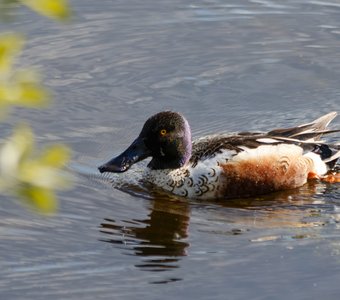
[98,111,340,199]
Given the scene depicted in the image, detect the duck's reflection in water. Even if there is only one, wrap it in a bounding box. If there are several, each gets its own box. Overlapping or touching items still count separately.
[211,180,339,230]
[99,196,190,273]
[99,179,338,275]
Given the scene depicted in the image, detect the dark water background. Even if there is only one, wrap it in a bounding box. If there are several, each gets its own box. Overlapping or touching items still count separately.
[1,0,340,299]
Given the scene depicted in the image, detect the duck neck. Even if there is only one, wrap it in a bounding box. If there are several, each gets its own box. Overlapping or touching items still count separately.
[148,156,189,170]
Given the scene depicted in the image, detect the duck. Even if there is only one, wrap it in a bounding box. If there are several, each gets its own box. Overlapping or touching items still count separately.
[98,111,340,200]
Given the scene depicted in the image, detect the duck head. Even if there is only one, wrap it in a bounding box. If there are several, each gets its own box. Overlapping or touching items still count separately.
[98,111,192,173]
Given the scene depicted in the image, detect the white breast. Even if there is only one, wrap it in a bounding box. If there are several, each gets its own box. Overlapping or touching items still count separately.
[144,150,236,199]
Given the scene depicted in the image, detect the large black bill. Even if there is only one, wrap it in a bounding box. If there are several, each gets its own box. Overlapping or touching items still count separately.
[98,137,150,173]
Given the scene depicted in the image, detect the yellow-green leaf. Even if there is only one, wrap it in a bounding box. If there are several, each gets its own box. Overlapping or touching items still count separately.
[0,33,24,73]
[21,0,71,21]
[0,70,50,107]
[40,144,71,167]
[17,78,50,106]
[18,185,57,214]
[0,125,34,175]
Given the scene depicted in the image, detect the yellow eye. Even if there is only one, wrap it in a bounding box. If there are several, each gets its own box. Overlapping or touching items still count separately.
[160,129,167,136]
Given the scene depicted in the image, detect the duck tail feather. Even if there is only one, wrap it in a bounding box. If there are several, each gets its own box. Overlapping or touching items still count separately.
[268,112,338,141]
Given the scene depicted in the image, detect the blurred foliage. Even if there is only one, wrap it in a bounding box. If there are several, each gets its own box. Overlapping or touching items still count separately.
[0,0,71,21]
[21,0,71,21]
[0,125,71,213]
[0,0,72,213]
[0,34,50,116]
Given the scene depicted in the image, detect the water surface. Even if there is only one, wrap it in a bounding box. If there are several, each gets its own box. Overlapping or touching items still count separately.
[1,0,340,299]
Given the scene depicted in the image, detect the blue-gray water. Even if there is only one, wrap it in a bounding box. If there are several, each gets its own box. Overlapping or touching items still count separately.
[1,0,340,299]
